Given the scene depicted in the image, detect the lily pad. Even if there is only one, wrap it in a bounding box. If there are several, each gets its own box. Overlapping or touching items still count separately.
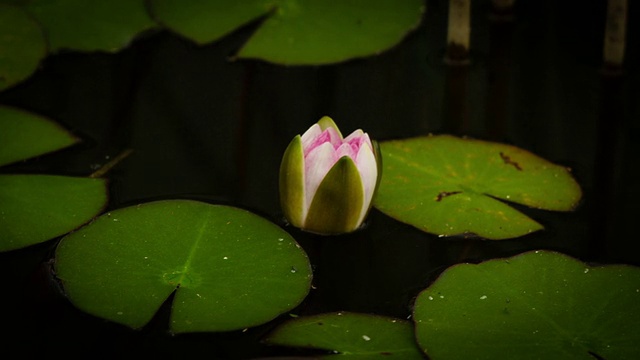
[0,105,78,167]
[0,174,107,252]
[413,250,640,360]
[25,0,156,52]
[54,200,312,333]
[373,135,582,239]
[148,0,425,65]
[0,4,47,91]
[264,312,424,359]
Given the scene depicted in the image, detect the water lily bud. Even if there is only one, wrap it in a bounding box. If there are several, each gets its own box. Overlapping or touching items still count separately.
[279,116,381,235]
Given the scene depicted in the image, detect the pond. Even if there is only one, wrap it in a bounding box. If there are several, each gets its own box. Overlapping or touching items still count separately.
[1,1,639,359]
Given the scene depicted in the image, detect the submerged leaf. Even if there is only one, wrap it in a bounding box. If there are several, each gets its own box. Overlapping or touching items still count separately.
[149,0,425,65]
[55,200,312,333]
[0,174,107,252]
[264,312,424,359]
[0,105,78,167]
[0,4,47,91]
[413,250,640,360]
[25,0,156,52]
[374,135,582,239]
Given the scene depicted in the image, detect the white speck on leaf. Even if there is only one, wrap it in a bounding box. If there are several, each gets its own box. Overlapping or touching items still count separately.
[480,295,487,300]
[362,335,371,341]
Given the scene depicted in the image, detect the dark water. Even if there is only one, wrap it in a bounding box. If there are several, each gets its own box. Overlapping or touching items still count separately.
[1,0,639,358]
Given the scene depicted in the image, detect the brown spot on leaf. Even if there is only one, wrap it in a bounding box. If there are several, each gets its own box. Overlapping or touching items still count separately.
[436,191,462,202]
[500,152,522,170]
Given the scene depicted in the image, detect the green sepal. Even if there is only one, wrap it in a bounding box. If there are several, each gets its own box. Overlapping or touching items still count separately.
[372,139,383,200]
[316,116,343,138]
[304,156,364,235]
[279,135,305,227]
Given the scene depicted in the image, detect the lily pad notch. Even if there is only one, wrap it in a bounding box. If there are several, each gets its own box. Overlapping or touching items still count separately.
[374,135,583,240]
[54,200,313,333]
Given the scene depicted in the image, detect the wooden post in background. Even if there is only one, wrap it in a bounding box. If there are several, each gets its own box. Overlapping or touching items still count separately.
[443,0,471,135]
[591,0,627,260]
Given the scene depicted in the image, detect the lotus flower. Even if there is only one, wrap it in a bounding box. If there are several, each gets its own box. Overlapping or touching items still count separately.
[279,116,381,235]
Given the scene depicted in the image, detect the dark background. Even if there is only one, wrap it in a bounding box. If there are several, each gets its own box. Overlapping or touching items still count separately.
[1,0,638,358]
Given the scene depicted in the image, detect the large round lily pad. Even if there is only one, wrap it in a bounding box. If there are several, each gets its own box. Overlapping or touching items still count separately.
[0,174,107,252]
[55,200,313,333]
[264,312,424,359]
[148,0,425,65]
[413,250,640,359]
[0,105,78,167]
[0,4,47,91]
[374,135,582,239]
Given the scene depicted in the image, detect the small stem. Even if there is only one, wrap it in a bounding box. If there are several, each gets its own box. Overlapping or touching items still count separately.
[89,149,134,178]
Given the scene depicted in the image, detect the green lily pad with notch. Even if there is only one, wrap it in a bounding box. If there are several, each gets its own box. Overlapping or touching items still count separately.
[0,174,107,252]
[264,311,424,359]
[0,105,78,167]
[24,0,156,52]
[373,135,582,240]
[54,199,313,333]
[413,250,640,360]
[0,4,47,91]
[148,0,425,65]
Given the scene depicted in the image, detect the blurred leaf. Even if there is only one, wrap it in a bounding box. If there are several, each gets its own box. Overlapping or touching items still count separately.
[374,135,582,240]
[148,0,266,44]
[55,200,312,333]
[0,105,78,167]
[25,0,156,52]
[148,0,425,65]
[264,312,424,359]
[413,250,640,360]
[0,174,107,252]
[0,4,46,91]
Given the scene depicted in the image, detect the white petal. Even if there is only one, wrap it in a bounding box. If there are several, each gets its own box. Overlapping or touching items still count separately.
[343,129,364,142]
[336,142,357,160]
[301,124,322,149]
[354,144,378,225]
[303,142,337,220]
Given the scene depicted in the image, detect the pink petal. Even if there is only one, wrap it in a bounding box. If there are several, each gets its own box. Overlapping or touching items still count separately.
[354,142,378,225]
[301,124,322,150]
[343,129,364,142]
[304,142,338,218]
[303,127,343,156]
[335,142,358,160]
